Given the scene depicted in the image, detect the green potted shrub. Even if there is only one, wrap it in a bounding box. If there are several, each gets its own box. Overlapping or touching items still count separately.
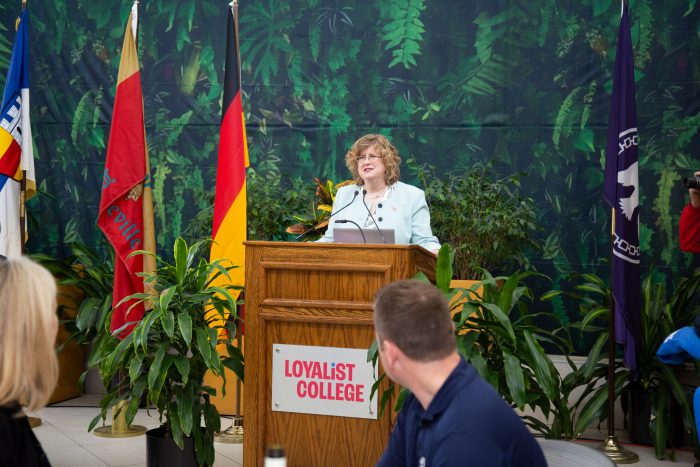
[33,242,115,350]
[286,178,353,240]
[370,245,622,440]
[88,237,244,467]
[184,168,314,245]
[411,160,539,280]
[568,270,700,460]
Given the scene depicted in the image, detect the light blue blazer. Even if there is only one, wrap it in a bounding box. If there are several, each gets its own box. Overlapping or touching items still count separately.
[318,181,441,251]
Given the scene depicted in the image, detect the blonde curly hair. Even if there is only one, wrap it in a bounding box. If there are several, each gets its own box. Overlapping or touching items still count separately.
[344,134,401,186]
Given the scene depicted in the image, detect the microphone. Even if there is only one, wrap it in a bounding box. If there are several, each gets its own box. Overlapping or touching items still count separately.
[295,190,359,240]
[335,219,367,243]
[361,189,387,244]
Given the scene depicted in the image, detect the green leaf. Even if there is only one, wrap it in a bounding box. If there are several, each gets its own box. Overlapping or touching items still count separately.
[435,244,454,292]
[202,398,221,433]
[503,350,526,409]
[128,355,144,382]
[160,310,176,340]
[178,312,193,347]
[152,355,175,401]
[174,237,188,284]
[581,306,609,330]
[138,310,160,353]
[76,297,101,331]
[173,357,190,386]
[574,370,628,436]
[179,386,195,435]
[170,402,185,449]
[148,344,167,390]
[523,331,557,400]
[480,303,516,342]
[196,328,213,369]
[579,332,607,380]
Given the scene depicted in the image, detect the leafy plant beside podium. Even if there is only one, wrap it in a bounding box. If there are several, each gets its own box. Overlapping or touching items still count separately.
[412,161,539,280]
[286,178,353,240]
[87,237,244,467]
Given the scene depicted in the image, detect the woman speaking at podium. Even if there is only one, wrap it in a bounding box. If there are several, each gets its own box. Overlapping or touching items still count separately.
[318,134,440,253]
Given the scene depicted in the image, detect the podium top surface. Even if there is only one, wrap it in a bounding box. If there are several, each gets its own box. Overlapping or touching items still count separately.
[244,240,435,255]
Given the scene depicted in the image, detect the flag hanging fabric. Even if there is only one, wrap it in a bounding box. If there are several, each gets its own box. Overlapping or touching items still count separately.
[603,0,641,374]
[98,3,156,337]
[0,9,36,258]
[210,5,249,316]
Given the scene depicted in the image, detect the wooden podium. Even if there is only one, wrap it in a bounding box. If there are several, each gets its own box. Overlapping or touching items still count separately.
[243,241,435,467]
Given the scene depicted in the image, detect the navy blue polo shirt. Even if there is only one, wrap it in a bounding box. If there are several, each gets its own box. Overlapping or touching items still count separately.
[376,358,546,467]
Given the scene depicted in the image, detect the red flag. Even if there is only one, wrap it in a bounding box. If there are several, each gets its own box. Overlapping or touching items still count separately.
[98,5,156,337]
[210,5,249,311]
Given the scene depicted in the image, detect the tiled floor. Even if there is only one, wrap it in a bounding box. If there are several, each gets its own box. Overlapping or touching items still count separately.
[28,395,242,467]
[26,395,699,466]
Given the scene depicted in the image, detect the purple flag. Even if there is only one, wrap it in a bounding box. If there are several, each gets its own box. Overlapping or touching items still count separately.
[603,0,641,374]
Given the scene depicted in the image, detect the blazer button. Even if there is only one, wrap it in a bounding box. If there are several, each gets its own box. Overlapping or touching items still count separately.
[378,217,383,222]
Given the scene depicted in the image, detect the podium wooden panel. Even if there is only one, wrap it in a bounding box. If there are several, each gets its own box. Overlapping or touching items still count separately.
[243,241,435,467]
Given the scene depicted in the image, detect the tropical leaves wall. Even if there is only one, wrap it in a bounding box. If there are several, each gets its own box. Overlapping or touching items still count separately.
[0,0,698,328]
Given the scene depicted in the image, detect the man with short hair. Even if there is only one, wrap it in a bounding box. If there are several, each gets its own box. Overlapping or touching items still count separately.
[374,280,546,467]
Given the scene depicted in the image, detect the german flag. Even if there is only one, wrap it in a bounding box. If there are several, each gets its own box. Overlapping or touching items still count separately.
[210,5,249,304]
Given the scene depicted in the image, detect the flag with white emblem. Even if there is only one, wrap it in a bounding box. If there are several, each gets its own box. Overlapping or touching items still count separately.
[603,0,641,374]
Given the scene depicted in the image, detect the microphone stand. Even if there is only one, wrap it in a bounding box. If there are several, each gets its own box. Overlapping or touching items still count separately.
[361,190,386,244]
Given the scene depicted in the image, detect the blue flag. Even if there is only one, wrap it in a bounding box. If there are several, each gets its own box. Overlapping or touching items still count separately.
[0,9,35,258]
[603,1,641,374]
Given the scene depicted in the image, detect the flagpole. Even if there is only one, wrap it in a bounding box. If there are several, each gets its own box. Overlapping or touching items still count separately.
[17,0,26,254]
[596,223,638,463]
[15,0,41,429]
[93,0,147,438]
[597,3,639,462]
[215,0,245,445]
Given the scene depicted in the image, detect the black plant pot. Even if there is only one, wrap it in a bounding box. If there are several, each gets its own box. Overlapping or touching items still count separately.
[146,426,199,467]
[622,386,685,447]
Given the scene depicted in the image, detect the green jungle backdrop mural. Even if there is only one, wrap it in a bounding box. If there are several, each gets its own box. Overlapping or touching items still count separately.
[0,0,698,334]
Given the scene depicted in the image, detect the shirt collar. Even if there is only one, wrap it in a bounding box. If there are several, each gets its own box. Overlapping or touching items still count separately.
[417,358,474,424]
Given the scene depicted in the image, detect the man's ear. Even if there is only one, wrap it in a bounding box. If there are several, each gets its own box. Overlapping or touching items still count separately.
[381,339,401,367]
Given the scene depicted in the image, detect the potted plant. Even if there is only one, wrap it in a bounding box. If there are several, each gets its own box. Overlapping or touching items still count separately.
[33,242,115,350]
[569,270,700,460]
[370,245,622,441]
[410,160,539,280]
[88,237,244,467]
[184,168,314,244]
[286,178,353,240]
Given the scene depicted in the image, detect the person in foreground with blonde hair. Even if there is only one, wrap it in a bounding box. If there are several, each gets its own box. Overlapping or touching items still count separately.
[0,256,58,466]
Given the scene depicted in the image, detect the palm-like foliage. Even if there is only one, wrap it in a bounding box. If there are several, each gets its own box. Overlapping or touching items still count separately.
[286,178,353,240]
[567,271,700,459]
[88,237,243,467]
[33,242,114,351]
[455,269,624,440]
[370,245,623,439]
